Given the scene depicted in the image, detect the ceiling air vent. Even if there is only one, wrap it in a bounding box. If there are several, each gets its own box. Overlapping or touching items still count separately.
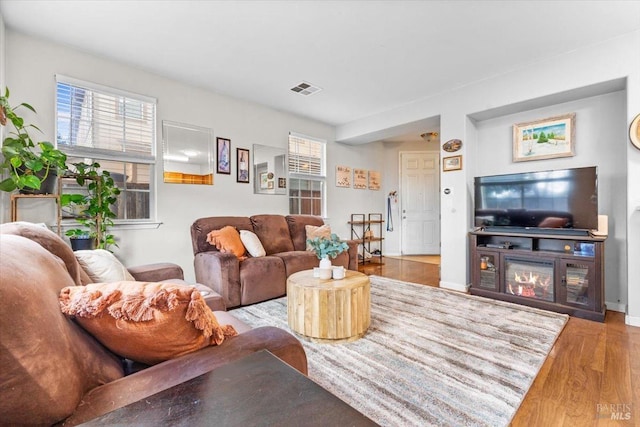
[290,81,322,96]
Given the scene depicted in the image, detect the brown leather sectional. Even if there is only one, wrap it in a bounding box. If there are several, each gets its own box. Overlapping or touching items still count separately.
[0,222,307,425]
[191,214,358,309]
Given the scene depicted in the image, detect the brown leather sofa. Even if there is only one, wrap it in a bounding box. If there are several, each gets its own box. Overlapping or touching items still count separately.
[191,214,358,309]
[0,222,307,426]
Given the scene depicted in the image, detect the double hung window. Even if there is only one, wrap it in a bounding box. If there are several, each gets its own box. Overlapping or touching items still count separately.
[288,132,326,216]
[56,76,156,222]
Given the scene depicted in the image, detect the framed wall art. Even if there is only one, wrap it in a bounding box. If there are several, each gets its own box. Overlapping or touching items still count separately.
[336,165,351,188]
[443,155,462,172]
[630,113,640,150]
[353,168,368,189]
[513,113,575,162]
[236,148,250,183]
[442,139,462,153]
[368,171,381,190]
[260,172,269,189]
[216,137,231,174]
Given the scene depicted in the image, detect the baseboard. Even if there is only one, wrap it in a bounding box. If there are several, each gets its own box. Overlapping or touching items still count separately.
[605,301,627,313]
[440,281,470,293]
[625,314,640,327]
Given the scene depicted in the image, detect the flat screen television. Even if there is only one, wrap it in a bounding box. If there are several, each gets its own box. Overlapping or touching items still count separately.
[474,166,598,233]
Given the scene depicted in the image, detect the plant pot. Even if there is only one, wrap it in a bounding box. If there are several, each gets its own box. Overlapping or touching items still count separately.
[18,169,58,195]
[69,236,96,251]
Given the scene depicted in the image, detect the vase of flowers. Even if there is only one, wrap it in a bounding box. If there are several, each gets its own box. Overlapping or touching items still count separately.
[307,233,349,278]
[319,255,332,270]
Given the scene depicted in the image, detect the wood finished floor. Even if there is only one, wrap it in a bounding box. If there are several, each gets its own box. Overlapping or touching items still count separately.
[358,257,640,427]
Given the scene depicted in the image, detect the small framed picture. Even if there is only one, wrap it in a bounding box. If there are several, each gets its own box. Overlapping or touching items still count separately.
[236,148,250,183]
[442,139,463,153]
[353,168,367,189]
[260,172,269,189]
[216,137,231,174]
[443,155,462,172]
[278,177,287,188]
[368,170,381,190]
[336,165,351,188]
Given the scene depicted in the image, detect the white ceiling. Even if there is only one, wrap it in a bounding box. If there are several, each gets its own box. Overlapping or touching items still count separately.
[2,0,640,143]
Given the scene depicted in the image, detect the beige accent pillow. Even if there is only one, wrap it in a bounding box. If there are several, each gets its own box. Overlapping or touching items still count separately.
[305,224,332,251]
[59,281,238,365]
[75,249,136,283]
[239,230,266,258]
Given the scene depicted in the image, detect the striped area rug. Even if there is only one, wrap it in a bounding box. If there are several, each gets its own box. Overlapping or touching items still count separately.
[231,275,568,426]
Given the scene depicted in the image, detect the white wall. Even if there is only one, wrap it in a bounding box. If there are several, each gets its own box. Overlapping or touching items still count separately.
[326,140,386,239]
[0,15,7,225]
[2,31,382,281]
[474,91,627,310]
[625,33,640,326]
[0,14,4,99]
[337,31,640,325]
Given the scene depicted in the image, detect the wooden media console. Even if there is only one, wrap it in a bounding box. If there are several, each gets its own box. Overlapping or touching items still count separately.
[469,229,606,322]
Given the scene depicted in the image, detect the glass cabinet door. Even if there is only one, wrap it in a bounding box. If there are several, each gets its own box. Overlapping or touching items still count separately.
[474,250,500,292]
[558,260,595,310]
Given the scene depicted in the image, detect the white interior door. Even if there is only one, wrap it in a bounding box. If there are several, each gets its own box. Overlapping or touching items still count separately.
[400,152,440,254]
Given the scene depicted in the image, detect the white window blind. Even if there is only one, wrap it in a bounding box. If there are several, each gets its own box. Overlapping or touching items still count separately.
[288,132,326,216]
[55,76,157,222]
[288,132,325,177]
[56,75,156,162]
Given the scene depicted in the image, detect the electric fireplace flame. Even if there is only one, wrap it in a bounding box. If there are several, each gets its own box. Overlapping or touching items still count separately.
[505,259,554,302]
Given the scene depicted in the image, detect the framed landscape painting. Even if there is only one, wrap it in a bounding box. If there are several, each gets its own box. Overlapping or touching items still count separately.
[513,113,575,162]
[443,155,462,172]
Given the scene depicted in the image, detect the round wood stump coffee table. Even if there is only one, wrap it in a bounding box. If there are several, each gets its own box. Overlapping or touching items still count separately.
[287,269,370,343]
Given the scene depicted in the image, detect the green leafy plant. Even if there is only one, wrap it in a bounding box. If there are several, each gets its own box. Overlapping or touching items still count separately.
[306,233,349,260]
[0,88,67,192]
[60,161,121,251]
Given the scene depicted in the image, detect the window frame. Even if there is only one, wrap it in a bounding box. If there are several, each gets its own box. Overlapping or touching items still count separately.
[288,132,326,217]
[55,75,158,226]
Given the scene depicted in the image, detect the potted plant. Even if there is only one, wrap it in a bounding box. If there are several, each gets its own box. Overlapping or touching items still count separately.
[307,233,349,270]
[0,88,67,194]
[65,228,96,251]
[60,161,121,251]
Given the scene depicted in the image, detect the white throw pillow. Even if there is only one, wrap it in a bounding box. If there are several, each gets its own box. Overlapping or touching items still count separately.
[239,230,266,258]
[74,249,136,283]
